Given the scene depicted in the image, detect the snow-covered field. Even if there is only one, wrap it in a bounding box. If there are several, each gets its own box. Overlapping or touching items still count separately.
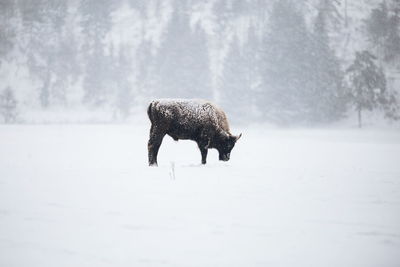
[0,124,399,267]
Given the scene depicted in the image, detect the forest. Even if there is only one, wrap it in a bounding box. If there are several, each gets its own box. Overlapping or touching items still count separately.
[0,0,399,126]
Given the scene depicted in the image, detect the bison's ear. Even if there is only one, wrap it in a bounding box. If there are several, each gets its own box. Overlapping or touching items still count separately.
[235,133,242,142]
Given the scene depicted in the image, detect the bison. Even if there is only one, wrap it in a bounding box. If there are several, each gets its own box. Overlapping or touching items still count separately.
[147,99,242,166]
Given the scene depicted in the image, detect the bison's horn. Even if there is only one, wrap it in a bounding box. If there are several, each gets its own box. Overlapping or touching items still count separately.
[221,130,230,139]
[236,133,242,141]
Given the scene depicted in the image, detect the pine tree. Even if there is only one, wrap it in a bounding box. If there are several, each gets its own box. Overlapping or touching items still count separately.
[244,24,263,120]
[384,0,400,62]
[260,0,346,124]
[346,51,387,128]
[365,1,388,60]
[316,0,342,30]
[56,18,81,105]
[220,25,262,123]
[261,0,314,124]
[211,0,236,103]
[0,87,17,123]
[155,7,211,99]
[220,37,249,123]
[365,0,400,63]
[137,40,156,98]
[309,1,346,123]
[18,0,69,108]
[381,90,400,121]
[79,0,114,106]
[0,0,16,61]
[113,45,133,119]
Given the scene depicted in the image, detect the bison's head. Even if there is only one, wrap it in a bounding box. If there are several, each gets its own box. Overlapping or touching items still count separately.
[217,133,242,161]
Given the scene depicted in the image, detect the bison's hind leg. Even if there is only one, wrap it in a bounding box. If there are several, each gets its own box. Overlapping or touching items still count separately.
[148,125,166,166]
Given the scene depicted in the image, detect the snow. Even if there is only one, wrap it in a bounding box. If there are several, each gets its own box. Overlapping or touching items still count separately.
[151,99,230,132]
[0,124,400,267]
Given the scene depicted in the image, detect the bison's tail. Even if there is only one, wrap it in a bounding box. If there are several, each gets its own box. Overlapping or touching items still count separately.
[147,101,154,123]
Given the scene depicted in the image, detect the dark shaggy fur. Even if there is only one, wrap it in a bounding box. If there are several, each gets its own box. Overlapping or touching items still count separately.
[147,99,242,166]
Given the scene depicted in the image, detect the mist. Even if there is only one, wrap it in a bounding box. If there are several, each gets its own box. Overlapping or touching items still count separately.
[0,0,398,126]
[1,1,400,267]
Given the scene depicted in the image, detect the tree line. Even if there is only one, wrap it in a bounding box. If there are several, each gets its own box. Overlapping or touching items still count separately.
[0,0,399,126]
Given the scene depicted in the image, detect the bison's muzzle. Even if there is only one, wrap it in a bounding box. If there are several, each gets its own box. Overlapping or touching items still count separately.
[220,152,230,161]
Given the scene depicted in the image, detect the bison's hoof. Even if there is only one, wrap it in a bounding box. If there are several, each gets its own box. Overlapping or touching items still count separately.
[149,163,158,167]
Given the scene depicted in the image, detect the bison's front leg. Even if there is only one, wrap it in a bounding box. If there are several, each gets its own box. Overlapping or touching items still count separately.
[197,140,209,165]
[200,147,208,164]
[148,125,165,166]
